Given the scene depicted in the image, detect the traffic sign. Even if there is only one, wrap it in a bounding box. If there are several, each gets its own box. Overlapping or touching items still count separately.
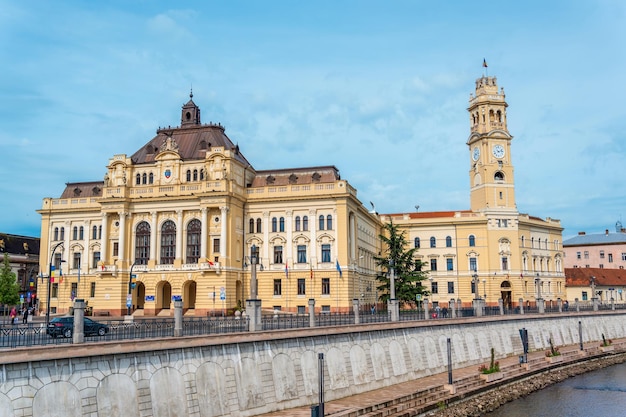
[220,287,226,301]
[126,295,132,307]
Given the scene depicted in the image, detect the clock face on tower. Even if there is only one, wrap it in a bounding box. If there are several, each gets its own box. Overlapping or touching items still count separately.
[492,144,505,159]
[472,147,480,161]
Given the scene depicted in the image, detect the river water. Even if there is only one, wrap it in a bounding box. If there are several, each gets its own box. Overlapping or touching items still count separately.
[485,362,626,416]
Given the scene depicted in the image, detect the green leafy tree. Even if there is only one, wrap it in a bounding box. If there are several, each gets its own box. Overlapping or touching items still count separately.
[374,220,430,306]
[0,253,20,322]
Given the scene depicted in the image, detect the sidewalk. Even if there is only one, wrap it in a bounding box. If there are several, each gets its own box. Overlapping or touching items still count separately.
[256,340,624,417]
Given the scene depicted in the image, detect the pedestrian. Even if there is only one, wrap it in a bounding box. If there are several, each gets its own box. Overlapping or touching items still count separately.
[371,305,376,315]
[22,307,29,324]
[564,300,569,311]
[435,305,441,318]
[9,306,17,325]
[442,306,448,318]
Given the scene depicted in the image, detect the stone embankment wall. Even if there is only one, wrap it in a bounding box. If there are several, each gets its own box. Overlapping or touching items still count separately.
[0,313,624,417]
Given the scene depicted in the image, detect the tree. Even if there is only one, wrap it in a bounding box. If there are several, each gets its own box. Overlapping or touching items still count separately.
[374,220,430,306]
[0,252,20,322]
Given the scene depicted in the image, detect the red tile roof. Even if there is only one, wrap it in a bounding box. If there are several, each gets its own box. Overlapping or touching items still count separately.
[565,267,626,286]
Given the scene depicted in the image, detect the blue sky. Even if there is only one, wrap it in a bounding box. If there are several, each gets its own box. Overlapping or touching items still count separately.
[1,1,625,240]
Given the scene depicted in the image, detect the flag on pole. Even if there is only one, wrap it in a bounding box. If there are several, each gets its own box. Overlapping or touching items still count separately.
[207,259,214,267]
[50,265,56,283]
[336,260,342,278]
[482,58,488,68]
[310,265,313,280]
[285,262,289,278]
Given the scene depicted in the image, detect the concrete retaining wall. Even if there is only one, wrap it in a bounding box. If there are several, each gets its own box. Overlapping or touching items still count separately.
[0,313,624,417]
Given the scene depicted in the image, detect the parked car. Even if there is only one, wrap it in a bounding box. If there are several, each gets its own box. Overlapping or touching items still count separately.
[46,317,109,338]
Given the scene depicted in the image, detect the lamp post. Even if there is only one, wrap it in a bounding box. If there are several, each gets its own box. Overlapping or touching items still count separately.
[389,259,399,321]
[246,244,262,331]
[535,273,544,313]
[590,276,598,311]
[46,241,64,325]
[472,269,480,300]
[482,279,487,301]
[128,261,137,316]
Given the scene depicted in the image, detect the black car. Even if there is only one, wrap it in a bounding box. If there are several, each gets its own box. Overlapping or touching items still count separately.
[46,317,109,338]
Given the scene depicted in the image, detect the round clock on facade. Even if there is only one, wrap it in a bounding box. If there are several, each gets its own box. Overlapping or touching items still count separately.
[472,147,480,161]
[492,144,505,158]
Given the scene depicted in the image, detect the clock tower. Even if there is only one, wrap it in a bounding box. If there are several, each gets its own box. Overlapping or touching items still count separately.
[467,76,517,214]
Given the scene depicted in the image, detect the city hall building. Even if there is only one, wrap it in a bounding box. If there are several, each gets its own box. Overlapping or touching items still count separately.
[37,74,566,317]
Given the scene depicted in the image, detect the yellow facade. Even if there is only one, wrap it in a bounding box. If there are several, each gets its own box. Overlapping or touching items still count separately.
[384,76,565,308]
[37,74,565,316]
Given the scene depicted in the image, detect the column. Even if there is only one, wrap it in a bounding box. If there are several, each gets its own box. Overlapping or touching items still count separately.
[285,210,293,264]
[101,214,108,264]
[176,210,183,261]
[263,211,270,264]
[219,206,229,259]
[150,212,157,261]
[83,220,90,271]
[118,212,126,262]
[200,208,208,259]
[309,209,317,265]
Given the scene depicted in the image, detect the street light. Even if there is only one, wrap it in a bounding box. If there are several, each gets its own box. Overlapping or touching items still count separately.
[482,279,487,301]
[128,261,137,316]
[472,269,480,300]
[46,241,64,325]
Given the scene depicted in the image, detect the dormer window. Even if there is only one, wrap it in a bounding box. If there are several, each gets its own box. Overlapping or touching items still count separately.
[266,175,275,185]
[289,174,298,184]
[312,172,321,182]
[73,187,82,196]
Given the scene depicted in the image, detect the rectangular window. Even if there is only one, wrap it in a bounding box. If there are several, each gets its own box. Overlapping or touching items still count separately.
[273,279,282,296]
[501,257,509,270]
[471,281,476,295]
[600,251,605,259]
[599,264,604,269]
[447,282,454,294]
[584,251,589,259]
[297,305,306,314]
[469,257,477,272]
[609,253,613,263]
[73,252,81,269]
[297,278,306,295]
[213,239,220,253]
[273,246,283,264]
[431,281,438,294]
[51,283,59,298]
[90,282,96,298]
[113,242,119,257]
[71,282,77,299]
[430,259,437,271]
[297,245,307,263]
[576,251,581,259]
[446,258,454,271]
[92,251,101,268]
[321,244,331,263]
[622,253,626,261]
[321,305,331,313]
[322,278,330,295]
[54,253,62,270]
[582,291,588,301]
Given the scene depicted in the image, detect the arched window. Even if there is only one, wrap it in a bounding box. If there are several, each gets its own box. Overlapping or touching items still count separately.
[295,216,301,232]
[186,219,201,264]
[256,218,262,233]
[135,221,151,265]
[160,220,176,264]
[73,226,78,240]
[496,110,502,122]
[445,236,452,247]
[136,174,141,185]
[272,217,277,233]
[494,172,504,181]
[186,170,191,182]
[430,237,436,248]
[319,215,325,231]
[469,235,476,247]
[327,215,332,230]
[249,218,255,233]
[414,237,420,248]
[303,216,308,231]
[521,236,525,247]
[279,217,285,232]
[60,227,65,241]
[193,169,198,181]
[148,173,154,184]
[142,173,147,184]
[98,225,102,239]
[92,225,98,240]
[200,169,204,180]
[54,227,59,241]
[79,226,84,240]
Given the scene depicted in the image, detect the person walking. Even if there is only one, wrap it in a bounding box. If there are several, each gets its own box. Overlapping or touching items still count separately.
[22,307,29,324]
[9,306,17,325]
